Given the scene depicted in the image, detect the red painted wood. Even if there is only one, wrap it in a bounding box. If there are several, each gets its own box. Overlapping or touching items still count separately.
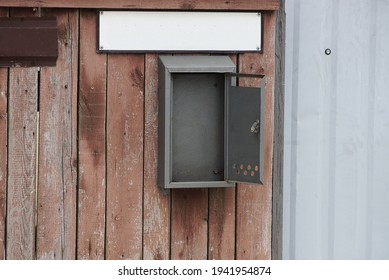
[37,9,78,260]
[6,7,38,260]
[106,54,144,260]
[0,8,8,261]
[171,189,208,260]
[77,10,107,260]
[1,8,277,261]
[143,54,171,260]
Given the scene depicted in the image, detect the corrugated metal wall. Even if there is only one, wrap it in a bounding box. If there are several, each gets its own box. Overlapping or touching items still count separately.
[284,0,389,259]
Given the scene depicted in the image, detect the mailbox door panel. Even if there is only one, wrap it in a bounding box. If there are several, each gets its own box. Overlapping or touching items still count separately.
[225,82,264,184]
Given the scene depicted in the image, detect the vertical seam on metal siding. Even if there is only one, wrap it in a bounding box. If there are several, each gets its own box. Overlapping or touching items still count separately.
[366,0,378,260]
[327,0,339,260]
[289,0,301,260]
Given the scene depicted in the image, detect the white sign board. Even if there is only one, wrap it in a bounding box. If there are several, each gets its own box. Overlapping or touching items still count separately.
[98,11,261,52]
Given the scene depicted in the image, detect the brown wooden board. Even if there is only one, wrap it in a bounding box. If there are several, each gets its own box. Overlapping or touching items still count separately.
[0,6,280,260]
[171,189,208,260]
[0,8,8,260]
[77,10,107,260]
[106,54,144,260]
[7,68,38,260]
[208,54,237,260]
[6,7,38,260]
[272,3,285,260]
[36,9,78,260]
[106,55,144,260]
[208,187,236,259]
[0,0,280,11]
[236,11,275,260]
[143,54,171,260]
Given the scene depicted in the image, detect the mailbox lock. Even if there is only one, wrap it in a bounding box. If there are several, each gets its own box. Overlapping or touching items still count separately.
[250,119,260,134]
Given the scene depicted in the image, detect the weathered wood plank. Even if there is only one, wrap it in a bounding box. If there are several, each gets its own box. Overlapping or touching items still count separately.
[36,9,78,260]
[7,69,38,260]
[0,0,280,11]
[208,187,235,259]
[171,189,208,260]
[106,54,144,260]
[236,11,275,259]
[208,54,237,260]
[143,54,170,260]
[6,7,38,260]
[272,2,285,260]
[0,8,8,260]
[77,10,107,260]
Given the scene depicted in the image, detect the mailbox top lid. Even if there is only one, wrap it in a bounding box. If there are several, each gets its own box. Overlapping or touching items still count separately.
[159,55,236,73]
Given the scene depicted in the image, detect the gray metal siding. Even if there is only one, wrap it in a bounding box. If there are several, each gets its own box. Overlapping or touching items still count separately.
[284,0,389,259]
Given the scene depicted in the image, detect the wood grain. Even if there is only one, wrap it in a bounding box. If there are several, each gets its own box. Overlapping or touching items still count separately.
[106,54,144,260]
[272,3,285,260]
[0,0,280,10]
[171,189,208,260]
[36,9,78,260]
[0,8,8,260]
[77,10,107,260]
[208,187,235,259]
[0,6,280,260]
[6,7,39,260]
[143,54,170,260]
[236,11,276,260]
[7,69,38,260]
[208,54,237,260]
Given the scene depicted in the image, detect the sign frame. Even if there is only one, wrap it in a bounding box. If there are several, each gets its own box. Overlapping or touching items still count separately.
[97,11,262,53]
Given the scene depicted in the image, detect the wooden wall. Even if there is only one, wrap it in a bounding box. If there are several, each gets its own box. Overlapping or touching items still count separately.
[0,7,280,260]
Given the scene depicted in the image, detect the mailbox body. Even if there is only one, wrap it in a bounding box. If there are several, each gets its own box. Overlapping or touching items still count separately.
[158,56,265,189]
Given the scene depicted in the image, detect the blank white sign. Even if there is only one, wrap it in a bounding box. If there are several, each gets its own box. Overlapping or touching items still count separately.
[98,11,261,52]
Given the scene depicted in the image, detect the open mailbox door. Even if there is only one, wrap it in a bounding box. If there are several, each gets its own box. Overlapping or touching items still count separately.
[225,74,265,184]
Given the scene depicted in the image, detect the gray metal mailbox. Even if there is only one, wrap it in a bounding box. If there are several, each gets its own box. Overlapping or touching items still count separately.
[158,56,265,189]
